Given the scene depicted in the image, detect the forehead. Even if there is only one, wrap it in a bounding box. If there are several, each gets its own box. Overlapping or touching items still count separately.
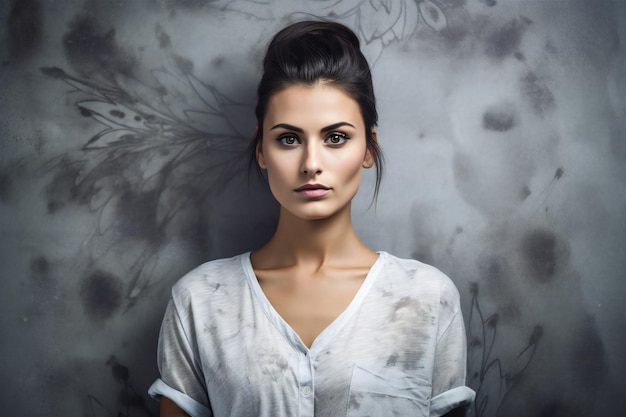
[264,83,364,128]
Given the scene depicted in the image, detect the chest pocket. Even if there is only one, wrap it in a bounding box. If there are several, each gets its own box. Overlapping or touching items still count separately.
[347,364,431,417]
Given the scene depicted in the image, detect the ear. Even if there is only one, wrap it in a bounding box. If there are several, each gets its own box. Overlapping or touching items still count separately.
[255,126,267,169]
[362,128,377,169]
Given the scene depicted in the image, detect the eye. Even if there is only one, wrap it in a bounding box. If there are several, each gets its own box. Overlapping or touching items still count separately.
[325,132,348,145]
[277,134,299,146]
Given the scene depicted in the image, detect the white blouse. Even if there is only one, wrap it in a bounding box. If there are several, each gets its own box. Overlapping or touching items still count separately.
[149,252,475,417]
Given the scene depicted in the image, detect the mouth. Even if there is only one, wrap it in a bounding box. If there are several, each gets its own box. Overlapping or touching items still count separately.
[294,183,331,198]
[295,183,330,191]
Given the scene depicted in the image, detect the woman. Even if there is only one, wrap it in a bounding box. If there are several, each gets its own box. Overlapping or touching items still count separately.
[149,20,475,417]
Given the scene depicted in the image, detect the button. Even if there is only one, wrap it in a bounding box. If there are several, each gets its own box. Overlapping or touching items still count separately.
[301,386,311,396]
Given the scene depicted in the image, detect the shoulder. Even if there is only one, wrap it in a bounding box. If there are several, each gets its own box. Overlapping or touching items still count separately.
[378,252,461,307]
[170,253,249,303]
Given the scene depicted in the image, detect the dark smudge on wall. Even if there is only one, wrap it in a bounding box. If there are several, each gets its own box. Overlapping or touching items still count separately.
[484,18,529,60]
[520,228,567,283]
[521,71,556,116]
[482,103,517,132]
[62,13,136,78]
[7,0,43,61]
[80,270,123,321]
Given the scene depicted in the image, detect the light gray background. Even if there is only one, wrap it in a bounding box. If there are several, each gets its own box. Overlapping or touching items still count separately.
[1,0,624,416]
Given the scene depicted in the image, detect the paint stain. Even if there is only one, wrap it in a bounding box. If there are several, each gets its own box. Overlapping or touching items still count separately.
[7,0,43,61]
[62,13,135,77]
[482,106,516,132]
[521,72,555,115]
[389,297,421,325]
[485,18,528,59]
[80,270,122,321]
[385,354,398,367]
[520,229,560,282]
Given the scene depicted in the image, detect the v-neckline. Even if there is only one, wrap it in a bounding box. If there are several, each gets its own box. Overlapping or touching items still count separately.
[241,252,385,355]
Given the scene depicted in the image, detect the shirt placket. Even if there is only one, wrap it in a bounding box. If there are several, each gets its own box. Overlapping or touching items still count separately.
[298,350,314,417]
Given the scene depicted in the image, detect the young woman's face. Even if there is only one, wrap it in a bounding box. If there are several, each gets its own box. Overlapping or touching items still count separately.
[257,83,374,221]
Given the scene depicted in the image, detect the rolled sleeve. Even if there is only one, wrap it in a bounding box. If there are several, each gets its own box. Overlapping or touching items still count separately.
[149,295,212,416]
[148,379,212,417]
[431,386,475,416]
[430,281,475,416]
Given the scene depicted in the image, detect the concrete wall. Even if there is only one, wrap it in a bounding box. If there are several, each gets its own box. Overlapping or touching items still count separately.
[1,0,624,415]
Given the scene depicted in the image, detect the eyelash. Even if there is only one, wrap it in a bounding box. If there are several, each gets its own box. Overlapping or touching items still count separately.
[276,132,350,146]
[277,134,299,146]
[325,132,349,145]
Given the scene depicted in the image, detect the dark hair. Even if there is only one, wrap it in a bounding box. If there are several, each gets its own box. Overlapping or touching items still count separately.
[249,20,384,199]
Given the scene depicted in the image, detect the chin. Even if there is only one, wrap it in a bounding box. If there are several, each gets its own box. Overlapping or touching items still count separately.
[302,213,336,221]
[284,204,349,222]
[289,210,334,221]
[281,193,359,221]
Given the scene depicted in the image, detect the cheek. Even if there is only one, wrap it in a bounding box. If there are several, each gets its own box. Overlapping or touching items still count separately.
[263,152,294,185]
[339,149,367,178]
[264,151,285,170]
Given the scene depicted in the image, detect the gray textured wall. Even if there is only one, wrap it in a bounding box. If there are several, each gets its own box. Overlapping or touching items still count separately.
[1,0,625,416]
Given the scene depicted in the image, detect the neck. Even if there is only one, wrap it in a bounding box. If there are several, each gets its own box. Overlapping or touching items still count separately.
[262,204,368,268]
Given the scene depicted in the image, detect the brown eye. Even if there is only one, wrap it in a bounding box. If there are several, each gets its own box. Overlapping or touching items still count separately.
[278,135,299,146]
[326,132,348,145]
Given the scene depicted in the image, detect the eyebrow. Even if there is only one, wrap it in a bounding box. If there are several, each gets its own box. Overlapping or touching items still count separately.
[270,121,356,133]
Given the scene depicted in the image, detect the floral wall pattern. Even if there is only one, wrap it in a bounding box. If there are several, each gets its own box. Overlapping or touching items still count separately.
[1,0,624,416]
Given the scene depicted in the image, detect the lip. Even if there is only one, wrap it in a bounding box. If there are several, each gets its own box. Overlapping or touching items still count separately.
[294,183,330,198]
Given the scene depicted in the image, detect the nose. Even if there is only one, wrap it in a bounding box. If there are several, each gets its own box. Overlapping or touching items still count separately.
[301,142,322,175]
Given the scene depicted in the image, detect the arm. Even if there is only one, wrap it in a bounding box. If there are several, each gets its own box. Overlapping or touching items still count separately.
[160,396,190,417]
[148,296,213,416]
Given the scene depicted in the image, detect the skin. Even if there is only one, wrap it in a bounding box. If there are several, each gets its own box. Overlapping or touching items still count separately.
[252,83,378,347]
[257,82,375,222]
[160,82,378,416]
[160,397,190,416]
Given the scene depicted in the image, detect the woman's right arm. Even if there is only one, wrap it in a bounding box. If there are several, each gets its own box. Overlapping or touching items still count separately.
[160,396,190,417]
[151,288,213,416]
